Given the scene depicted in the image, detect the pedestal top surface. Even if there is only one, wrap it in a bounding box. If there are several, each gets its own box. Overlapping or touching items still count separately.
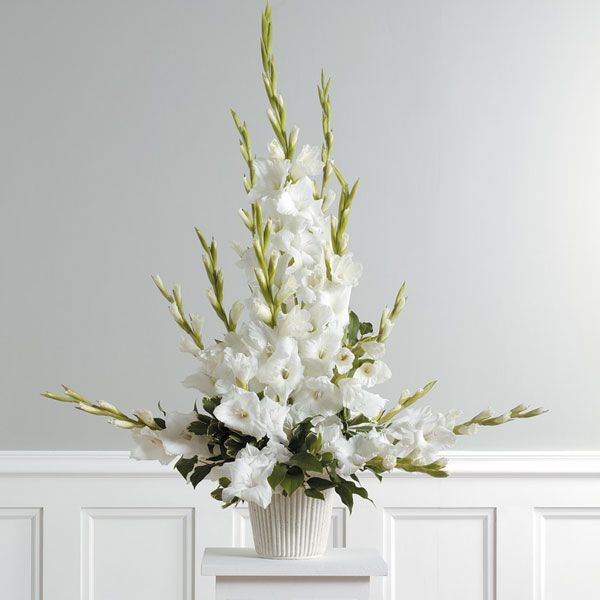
[201,547,388,577]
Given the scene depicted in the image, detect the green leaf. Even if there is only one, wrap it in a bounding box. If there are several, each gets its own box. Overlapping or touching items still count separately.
[153,417,166,429]
[280,466,304,497]
[307,477,336,491]
[347,311,360,345]
[359,321,373,335]
[267,463,288,490]
[288,452,323,473]
[188,419,209,436]
[218,477,231,488]
[202,396,220,415]
[335,483,354,513]
[210,486,223,501]
[175,456,197,479]
[190,464,213,488]
[304,488,325,500]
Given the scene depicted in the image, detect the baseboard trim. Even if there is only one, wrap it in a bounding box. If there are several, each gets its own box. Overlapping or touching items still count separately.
[1,450,599,477]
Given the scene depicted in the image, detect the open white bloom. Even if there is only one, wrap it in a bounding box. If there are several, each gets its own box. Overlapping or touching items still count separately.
[334,348,355,374]
[220,444,277,508]
[290,377,342,422]
[257,337,303,402]
[214,388,265,440]
[251,157,289,200]
[157,412,211,459]
[387,406,457,463]
[131,428,173,465]
[258,395,289,443]
[360,341,386,360]
[338,378,386,418]
[290,145,323,180]
[277,306,312,339]
[299,330,341,378]
[216,348,258,392]
[353,360,392,388]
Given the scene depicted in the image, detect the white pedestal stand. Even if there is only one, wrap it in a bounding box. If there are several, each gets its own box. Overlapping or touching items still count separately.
[201,547,388,600]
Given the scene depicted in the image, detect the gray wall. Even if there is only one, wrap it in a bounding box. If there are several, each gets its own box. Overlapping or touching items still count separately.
[1,0,598,450]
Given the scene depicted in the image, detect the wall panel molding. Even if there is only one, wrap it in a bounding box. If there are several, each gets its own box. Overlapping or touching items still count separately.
[0,507,42,600]
[2,450,600,477]
[0,452,599,599]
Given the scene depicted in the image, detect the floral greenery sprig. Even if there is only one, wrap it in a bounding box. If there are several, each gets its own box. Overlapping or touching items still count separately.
[42,2,546,516]
[453,404,548,435]
[195,229,242,332]
[151,276,204,350]
[42,386,163,430]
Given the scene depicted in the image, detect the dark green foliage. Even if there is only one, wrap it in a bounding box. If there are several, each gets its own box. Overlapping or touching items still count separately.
[175,456,197,479]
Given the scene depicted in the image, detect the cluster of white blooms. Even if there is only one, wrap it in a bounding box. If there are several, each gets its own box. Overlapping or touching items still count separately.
[127,138,464,508]
[43,4,544,512]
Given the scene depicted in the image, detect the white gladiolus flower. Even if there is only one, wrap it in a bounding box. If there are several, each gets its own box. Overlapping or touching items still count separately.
[251,157,289,199]
[290,377,342,422]
[300,330,341,378]
[290,145,323,180]
[353,361,392,388]
[338,378,386,418]
[360,341,386,360]
[220,348,258,389]
[157,412,211,459]
[258,395,289,443]
[131,428,173,465]
[277,306,312,339]
[257,337,303,402]
[387,406,457,463]
[220,444,276,508]
[214,389,265,440]
[334,348,355,374]
[329,253,363,286]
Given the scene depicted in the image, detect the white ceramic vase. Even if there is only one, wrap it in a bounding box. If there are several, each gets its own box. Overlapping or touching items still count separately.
[248,488,334,559]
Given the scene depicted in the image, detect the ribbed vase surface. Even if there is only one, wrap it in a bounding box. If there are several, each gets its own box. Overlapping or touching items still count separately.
[248,488,334,559]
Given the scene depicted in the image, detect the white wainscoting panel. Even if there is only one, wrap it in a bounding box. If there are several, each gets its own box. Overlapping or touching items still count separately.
[81,507,193,600]
[384,507,494,600]
[535,507,600,600]
[1,451,600,600]
[0,507,41,600]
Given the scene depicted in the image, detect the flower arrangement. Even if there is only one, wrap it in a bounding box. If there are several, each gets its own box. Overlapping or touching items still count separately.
[43,4,545,513]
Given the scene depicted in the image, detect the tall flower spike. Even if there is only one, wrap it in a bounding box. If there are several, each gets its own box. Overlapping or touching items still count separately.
[152,275,204,349]
[260,3,295,160]
[231,110,256,193]
[317,69,334,200]
[195,228,236,332]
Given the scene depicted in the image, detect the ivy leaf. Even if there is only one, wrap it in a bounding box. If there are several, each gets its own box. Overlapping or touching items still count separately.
[153,417,166,429]
[307,477,336,491]
[304,488,325,500]
[188,419,208,436]
[211,486,223,501]
[288,452,323,473]
[267,463,288,490]
[280,466,304,497]
[202,396,220,415]
[190,463,213,488]
[175,456,197,479]
[335,483,354,513]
